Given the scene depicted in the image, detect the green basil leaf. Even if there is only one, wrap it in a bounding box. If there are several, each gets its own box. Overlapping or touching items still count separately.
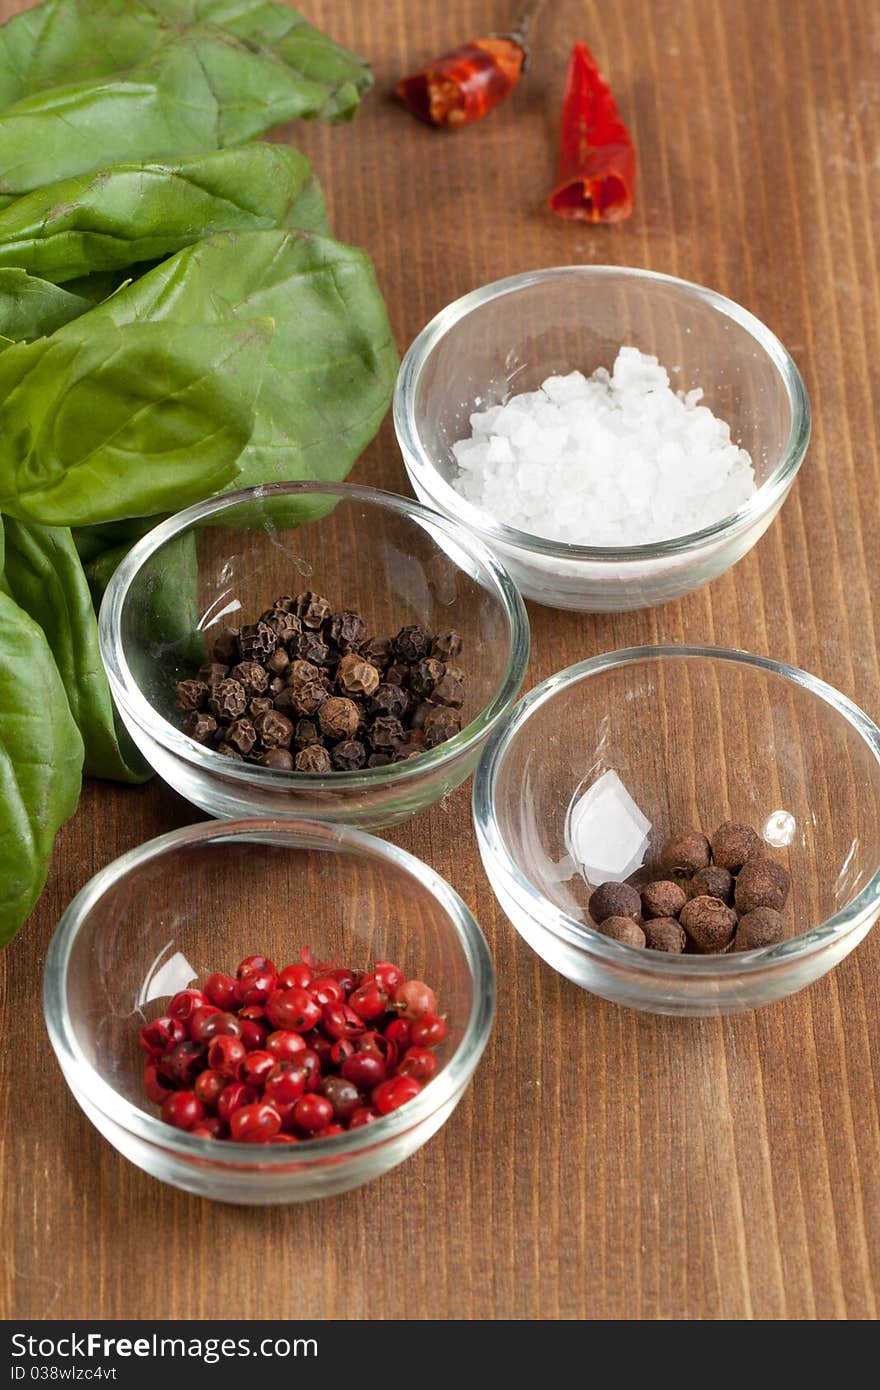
[0,317,272,525]
[87,229,398,497]
[0,1,370,124]
[0,267,93,341]
[0,589,83,948]
[2,519,149,783]
[0,143,328,283]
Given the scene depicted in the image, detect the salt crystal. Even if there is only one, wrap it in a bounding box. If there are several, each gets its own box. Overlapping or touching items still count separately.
[450,348,756,545]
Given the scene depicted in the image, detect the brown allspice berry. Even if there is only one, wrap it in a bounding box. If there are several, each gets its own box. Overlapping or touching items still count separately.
[688,865,734,905]
[595,916,646,948]
[336,653,380,697]
[657,830,711,877]
[680,895,737,953]
[733,908,788,952]
[319,696,360,741]
[175,679,208,711]
[734,856,791,914]
[588,881,641,924]
[639,880,687,920]
[643,918,687,953]
[295,744,332,773]
[711,821,762,872]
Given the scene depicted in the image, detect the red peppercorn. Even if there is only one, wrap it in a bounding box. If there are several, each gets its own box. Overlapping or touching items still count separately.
[307,1033,335,1067]
[410,1014,447,1047]
[385,1018,412,1051]
[238,1050,276,1088]
[267,1133,300,1144]
[161,1091,204,1130]
[374,960,404,994]
[236,954,277,980]
[329,1038,357,1067]
[217,1082,258,1123]
[272,1101,299,1133]
[356,1030,397,1068]
[266,1029,307,1061]
[168,989,209,1022]
[372,1075,422,1114]
[293,1094,334,1133]
[321,1003,366,1040]
[312,1125,346,1139]
[321,1075,361,1121]
[234,968,277,1007]
[277,963,313,989]
[348,1105,381,1129]
[190,1008,242,1044]
[140,1016,186,1056]
[329,967,356,996]
[194,1068,227,1110]
[263,1062,308,1105]
[309,974,346,1007]
[239,1016,269,1051]
[191,1117,226,1139]
[393,979,437,1019]
[204,972,237,1010]
[341,1052,385,1090]
[230,1102,282,1143]
[143,1062,173,1105]
[297,1048,322,1092]
[349,980,388,1020]
[266,986,321,1032]
[397,1046,438,1083]
[207,1035,247,1078]
[158,1040,207,1087]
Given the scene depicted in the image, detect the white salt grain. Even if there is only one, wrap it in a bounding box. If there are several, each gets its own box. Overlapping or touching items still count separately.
[450,347,756,545]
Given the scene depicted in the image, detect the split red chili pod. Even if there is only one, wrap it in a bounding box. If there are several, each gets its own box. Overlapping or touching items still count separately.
[396,1,543,129]
[548,42,636,223]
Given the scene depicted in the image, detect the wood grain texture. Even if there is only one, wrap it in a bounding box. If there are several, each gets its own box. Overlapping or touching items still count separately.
[1,0,879,1321]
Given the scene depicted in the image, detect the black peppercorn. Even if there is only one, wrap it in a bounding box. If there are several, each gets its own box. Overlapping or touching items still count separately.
[369,714,404,751]
[208,678,247,721]
[295,592,332,630]
[432,673,465,708]
[393,624,432,663]
[360,637,392,670]
[175,679,209,711]
[423,706,461,748]
[367,752,392,768]
[215,743,244,761]
[331,738,367,771]
[286,659,321,687]
[211,627,240,664]
[238,621,277,661]
[409,657,445,699]
[229,661,269,695]
[293,631,331,666]
[408,701,433,731]
[248,696,273,719]
[336,653,380,697]
[319,697,360,741]
[385,662,410,688]
[293,718,322,749]
[225,718,257,755]
[324,610,367,651]
[197,662,228,687]
[268,677,286,697]
[432,630,463,660]
[182,710,217,744]
[253,709,294,749]
[283,680,328,717]
[266,648,291,677]
[294,744,332,773]
[270,594,295,613]
[257,748,295,771]
[370,683,409,720]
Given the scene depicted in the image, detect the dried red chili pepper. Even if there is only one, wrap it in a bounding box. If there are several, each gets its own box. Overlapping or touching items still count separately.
[396,2,543,129]
[548,42,636,223]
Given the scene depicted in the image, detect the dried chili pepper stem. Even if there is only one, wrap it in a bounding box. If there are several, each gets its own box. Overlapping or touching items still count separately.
[396,0,545,129]
[548,41,636,223]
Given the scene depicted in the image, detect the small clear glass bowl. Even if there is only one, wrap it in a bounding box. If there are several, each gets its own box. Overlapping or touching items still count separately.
[394,266,811,612]
[99,482,529,829]
[43,819,495,1204]
[473,646,880,1015]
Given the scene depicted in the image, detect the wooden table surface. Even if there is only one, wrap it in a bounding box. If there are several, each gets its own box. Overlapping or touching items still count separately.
[2,0,879,1322]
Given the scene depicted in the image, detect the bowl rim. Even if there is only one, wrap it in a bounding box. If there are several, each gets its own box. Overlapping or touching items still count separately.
[394,264,812,562]
[98,480,530,790]
[473,644,880,973]
[43,817,495,1168]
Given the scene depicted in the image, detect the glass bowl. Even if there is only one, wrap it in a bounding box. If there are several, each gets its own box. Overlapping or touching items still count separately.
[99,482,529,829]
[473,646,880,1015]
[394,266,811,611]
[43,819,495,1204]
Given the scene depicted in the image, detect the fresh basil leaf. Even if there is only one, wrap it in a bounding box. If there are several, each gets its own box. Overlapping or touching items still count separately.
[0,589,83,948]
[0,143,328,283]
[2,519,149,782]
[0,268,93,341]
[87,229,398,496]
[0,317,272,525]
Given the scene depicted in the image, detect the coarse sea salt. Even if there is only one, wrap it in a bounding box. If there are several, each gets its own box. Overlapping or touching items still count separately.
[450,347,756,546]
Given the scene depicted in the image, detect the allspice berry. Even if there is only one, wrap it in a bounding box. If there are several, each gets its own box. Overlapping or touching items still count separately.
[680,895,737,953]
[733,908,788,952]
[657,830,710,877]
[688,865,734,905]
[595,916,646,948]
[643,918,686,953]
[711,821,762,872]
[640,879,687,920]
[734,856,791,914]
[588,881,641,924]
